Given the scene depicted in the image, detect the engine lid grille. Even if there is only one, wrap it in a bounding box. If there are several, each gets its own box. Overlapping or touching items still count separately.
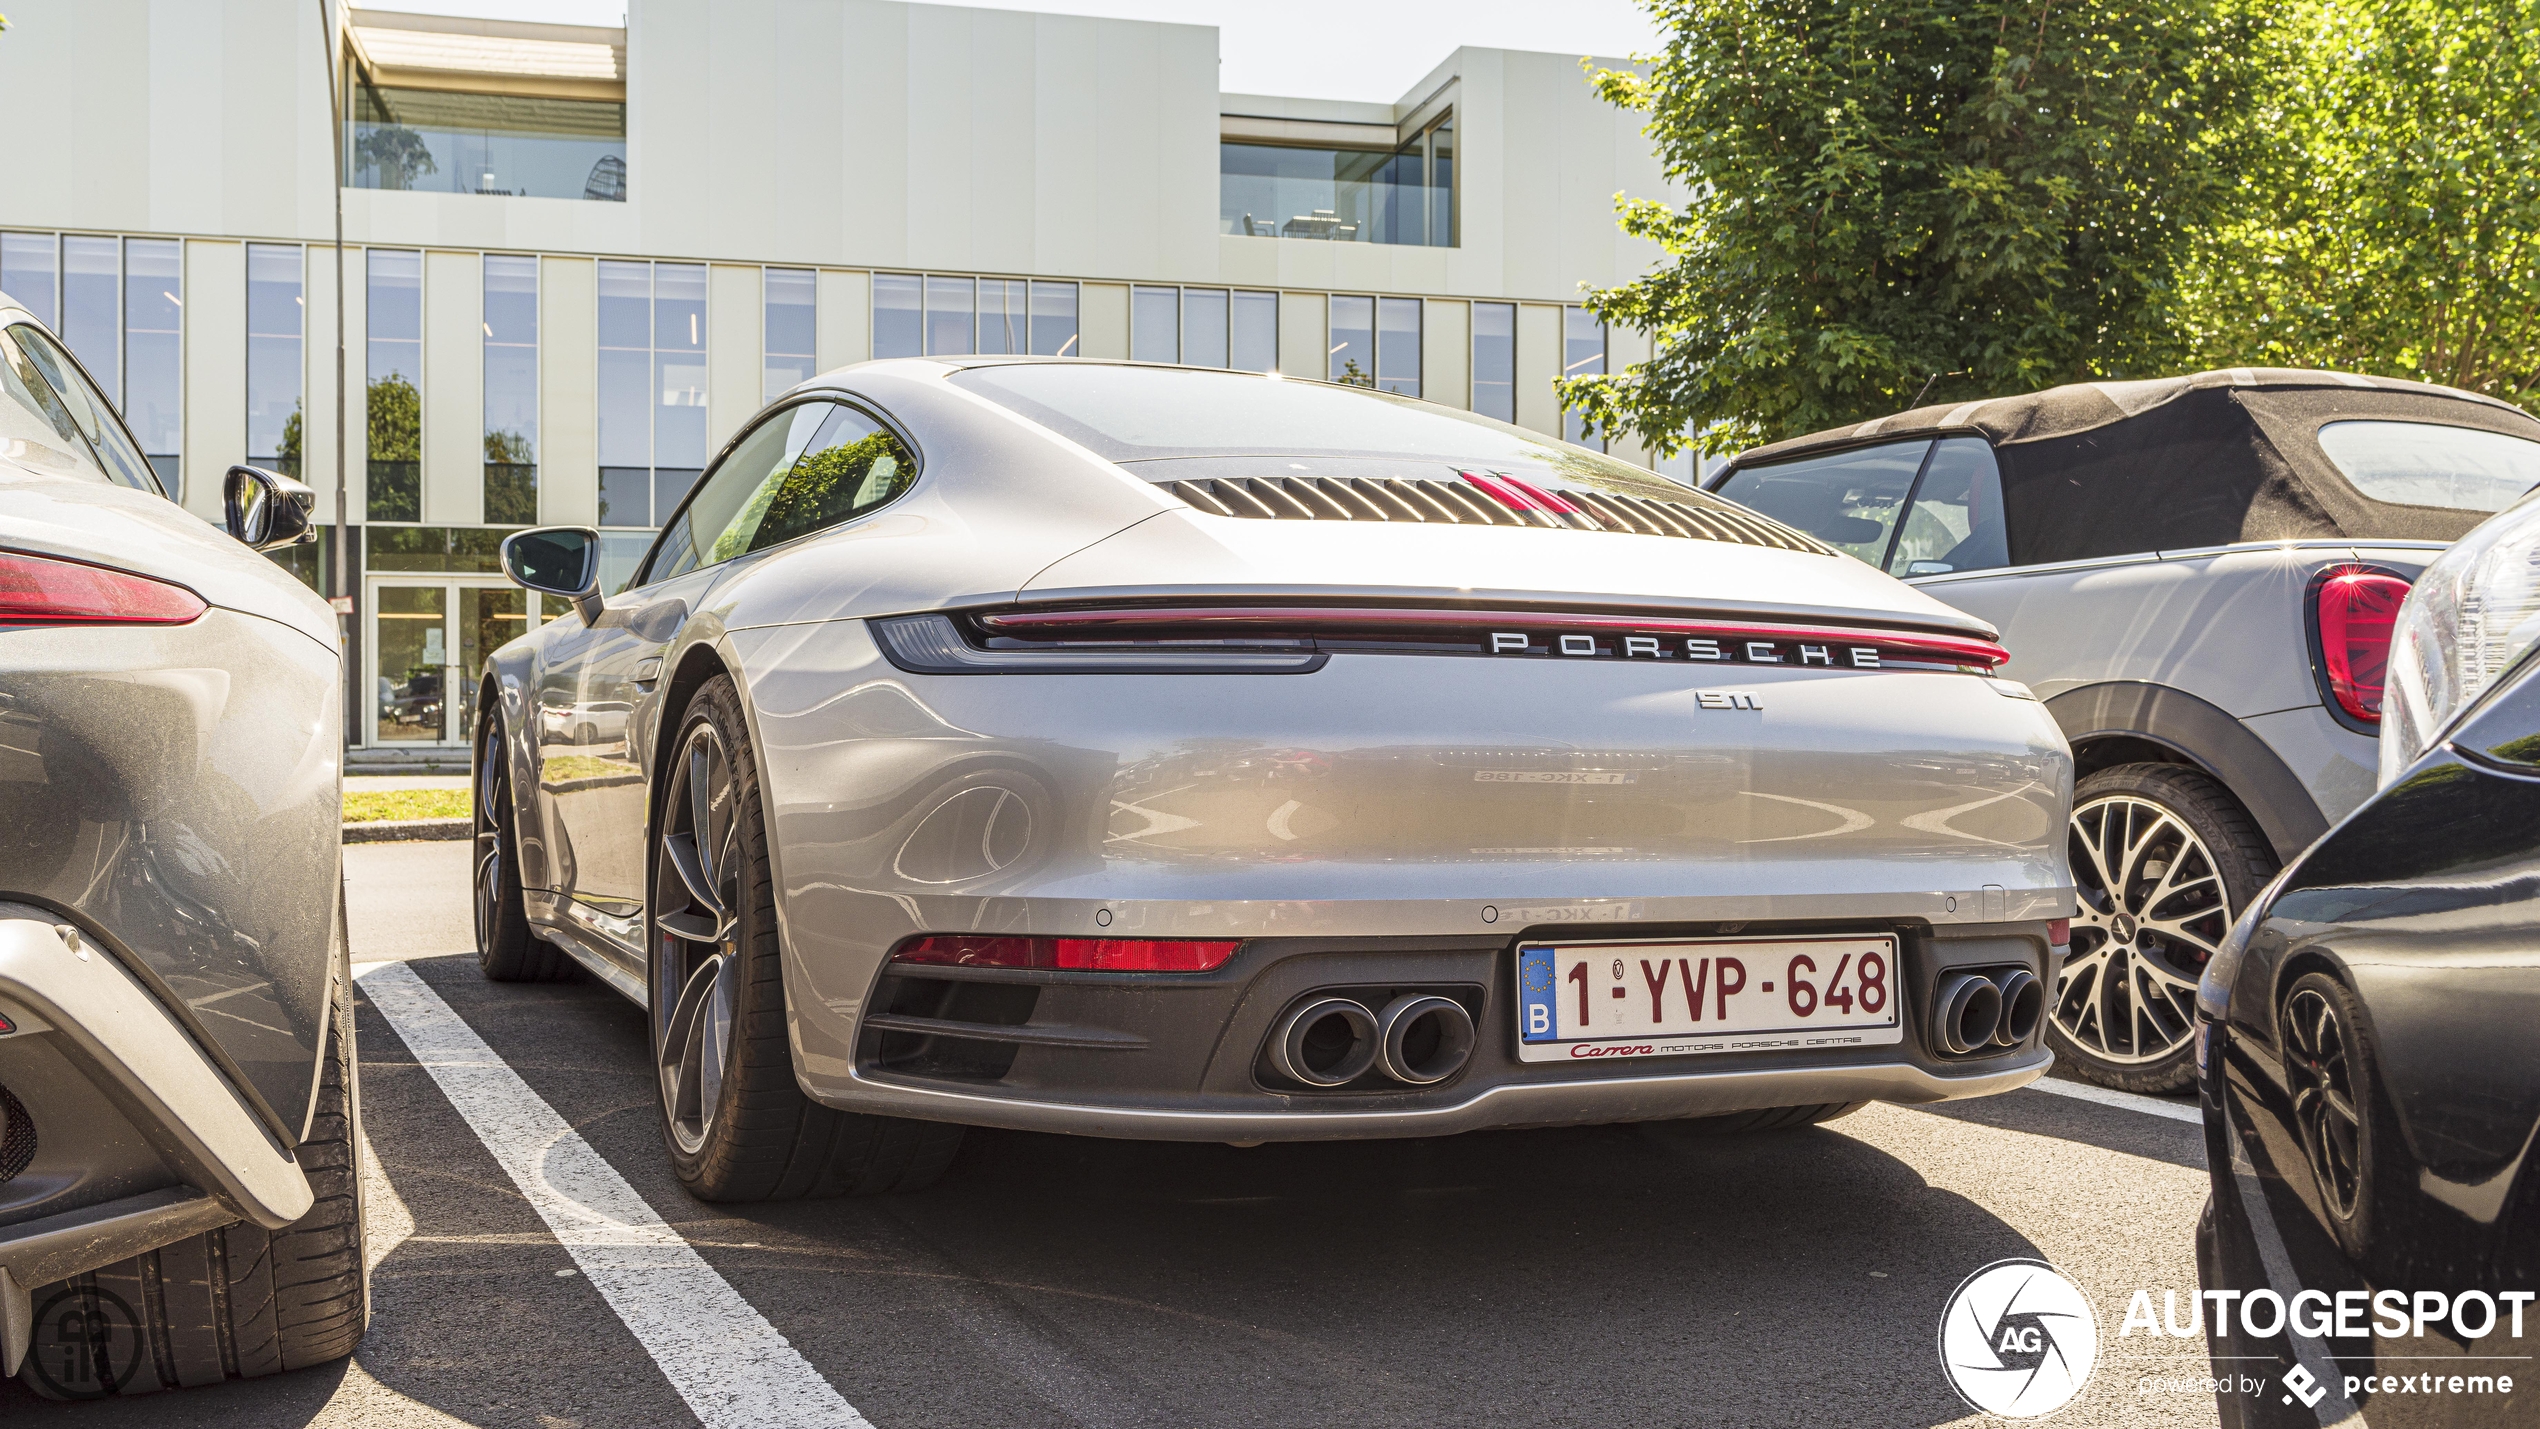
[1164,473,1835,556]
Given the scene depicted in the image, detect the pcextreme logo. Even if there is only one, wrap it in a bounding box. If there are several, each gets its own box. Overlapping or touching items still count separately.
[1938,1259,2100,1418]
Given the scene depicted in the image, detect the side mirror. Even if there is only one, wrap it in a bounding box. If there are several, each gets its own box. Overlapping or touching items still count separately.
[223,465,317,552]
[500,526,605,625]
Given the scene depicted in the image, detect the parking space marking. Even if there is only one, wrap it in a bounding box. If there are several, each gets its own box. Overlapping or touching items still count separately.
[354,959,874,1429]
[2026,1075,2203,1124]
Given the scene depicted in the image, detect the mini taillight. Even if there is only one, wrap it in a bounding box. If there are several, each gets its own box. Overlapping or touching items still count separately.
[2047,918,2070,949]
[2316,570,2411,723]
[0,551,205,625]
[891,935,1240,973]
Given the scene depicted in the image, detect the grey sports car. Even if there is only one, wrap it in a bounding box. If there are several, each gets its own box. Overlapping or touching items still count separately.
[478,358,2076,1200]
[0,289,364,1397]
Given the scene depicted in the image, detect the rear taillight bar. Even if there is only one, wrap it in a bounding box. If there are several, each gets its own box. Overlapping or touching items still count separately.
[0,550,206,626]
[2312,566,2411,726]
[892,935,1241,973]
[976,605,2010,670]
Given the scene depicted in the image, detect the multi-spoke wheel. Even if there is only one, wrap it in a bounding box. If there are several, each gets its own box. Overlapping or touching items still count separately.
[646,674,966,1200]
[2047,764,2275,1093]
[2281,972,2382,1258]
[475,702,569,981]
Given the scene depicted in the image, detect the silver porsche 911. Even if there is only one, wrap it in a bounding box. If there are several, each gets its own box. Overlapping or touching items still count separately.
[478,358,2075,1200]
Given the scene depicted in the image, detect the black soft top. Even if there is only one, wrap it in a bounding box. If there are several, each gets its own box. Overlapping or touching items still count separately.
[1726,369,2540,563]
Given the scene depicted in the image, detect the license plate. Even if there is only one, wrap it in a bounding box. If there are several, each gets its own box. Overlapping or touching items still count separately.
[1516,935,1903,1063]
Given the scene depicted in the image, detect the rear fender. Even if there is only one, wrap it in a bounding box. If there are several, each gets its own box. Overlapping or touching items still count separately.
[2048,681,2326,860]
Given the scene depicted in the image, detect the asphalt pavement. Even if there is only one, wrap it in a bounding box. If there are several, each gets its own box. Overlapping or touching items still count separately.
[2,841,2226,1427]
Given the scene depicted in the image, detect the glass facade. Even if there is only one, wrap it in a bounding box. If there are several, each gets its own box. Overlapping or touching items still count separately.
[598,260,707,528]
[1473,301,1515,423]
[483,254,537,525]
[875,274,1078,360]
[1132,286,1178,363]
[366,250,422,520]
[1183,289,1228,368]
[247,244,304,477]
[1563,304,1606,447]
[1328,295,1418,395]
[0,233,58,327]
[349,83,627,202]
[123,239,182,497]
[60,237,119,406]
[1231,290,1277,372]
[1329,295,1372,386]
[1220,114,1454,246]
[765,267,816,398]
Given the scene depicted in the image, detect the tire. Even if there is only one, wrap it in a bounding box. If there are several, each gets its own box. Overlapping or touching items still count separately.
[649,675,964,1201]
[475,702,574,982]
[19,933,369,1398]
[1664,1101,1870,1135]
[2280,972,2391,1264]
[2049,762,2276,1094]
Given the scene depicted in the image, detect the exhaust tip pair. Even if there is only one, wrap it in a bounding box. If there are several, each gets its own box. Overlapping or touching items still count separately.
[1933,967,2042,1055]
[1269,993,1474,1088]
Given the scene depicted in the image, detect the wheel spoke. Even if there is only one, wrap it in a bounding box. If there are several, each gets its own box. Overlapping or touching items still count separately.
[663,831,725,922]
[2072,809,2124,901]
[657,909,724,944]
[688,743,717,884]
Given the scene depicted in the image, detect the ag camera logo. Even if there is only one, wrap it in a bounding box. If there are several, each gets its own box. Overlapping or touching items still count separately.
[1938,1258,2100,1418]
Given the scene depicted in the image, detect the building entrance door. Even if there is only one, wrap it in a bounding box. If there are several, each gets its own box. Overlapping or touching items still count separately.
[367,578,543,746]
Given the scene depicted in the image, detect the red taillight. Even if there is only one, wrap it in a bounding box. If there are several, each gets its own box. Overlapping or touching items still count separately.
[0,551,205,625]
[2316,570,2410,723]
[891,935,1240,973]
[2048,918,2070,949]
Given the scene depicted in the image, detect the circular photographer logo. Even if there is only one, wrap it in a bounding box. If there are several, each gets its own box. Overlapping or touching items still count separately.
[25,1285,145,1399]
[1938,1258,2100,1418]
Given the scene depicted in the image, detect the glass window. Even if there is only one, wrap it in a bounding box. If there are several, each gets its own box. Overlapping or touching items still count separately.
[1889,438,2008,576]
[874,273,922,359]
[1,233,57,328]
[10,323,158,492]
[484,254,538,525]
[1714,441,1934,568]
[1183,289,1229,369]
[2318,420,2540,513]
[1563,305,1605,447]
[1230,290,1276,373]
[123,238,182,498]
[977,278,1026,356]
[1376,297,1420,397]
[1329,295,1373,386]
[60,237,118,407]
[1473,301,1514,422]
[248,243,305,478]
[349,84,625,202]
[1028,281,1077,357]
[597,260,707,529]
[924,275,973,357]
[0,324,111,483]
[650,400,916,581]
[1218,113,1455,247]
[764,267,817,399]
[365,249,422,521]
[1133,287,1178,363]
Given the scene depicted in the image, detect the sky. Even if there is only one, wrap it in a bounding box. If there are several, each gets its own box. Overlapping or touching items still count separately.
[380,0,1665,102]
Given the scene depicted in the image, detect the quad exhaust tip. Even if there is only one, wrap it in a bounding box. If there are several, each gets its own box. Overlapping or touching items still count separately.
[1376,994,1475,1085]
[1269,996,1380,1087]
[1991,968,2042,1048]
[1932,972,2003,1056]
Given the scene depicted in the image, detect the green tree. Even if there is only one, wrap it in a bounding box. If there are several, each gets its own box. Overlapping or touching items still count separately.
[355,125,438,191]
[1567,0,2263,455]
[368,372,420,462]
[2183,0,2540,410]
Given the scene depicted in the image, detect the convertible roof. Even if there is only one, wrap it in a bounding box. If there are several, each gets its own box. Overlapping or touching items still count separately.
[1727,368,2540,562]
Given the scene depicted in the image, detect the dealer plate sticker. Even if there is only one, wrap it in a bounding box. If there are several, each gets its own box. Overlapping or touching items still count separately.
[1516,935,1902,1062]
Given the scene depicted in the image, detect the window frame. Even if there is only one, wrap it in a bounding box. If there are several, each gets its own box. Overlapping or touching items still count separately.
[627,389,926,590]
[5,318,167,497]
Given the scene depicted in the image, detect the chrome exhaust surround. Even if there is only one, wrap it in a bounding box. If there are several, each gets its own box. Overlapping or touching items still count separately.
[1268,996,1380,1087]
[1991,968,2043,1048]
[1932,972,2004,1056]
[1375,994,1475,1086]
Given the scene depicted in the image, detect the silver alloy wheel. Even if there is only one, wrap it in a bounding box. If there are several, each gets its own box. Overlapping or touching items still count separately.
[2284,985,2364,1217]
[654,721,743,1157]
[2053,793,2234,1066]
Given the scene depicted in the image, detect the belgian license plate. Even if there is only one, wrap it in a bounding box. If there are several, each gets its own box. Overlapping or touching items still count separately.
[1515,935,1903,1063]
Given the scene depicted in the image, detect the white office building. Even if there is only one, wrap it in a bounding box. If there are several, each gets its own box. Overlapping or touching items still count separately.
[0,0,1684,749]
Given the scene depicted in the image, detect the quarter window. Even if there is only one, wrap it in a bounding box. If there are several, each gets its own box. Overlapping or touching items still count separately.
[646,402,916,584]
[1890,438,2009,576]
[8,323,159,492]
[1716,441,1930,567]
[2318,420,2540,513]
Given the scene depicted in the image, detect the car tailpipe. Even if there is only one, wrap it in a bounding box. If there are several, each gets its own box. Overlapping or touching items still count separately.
[1932,972,2003,1056]
[1376,994,1475,1085]
[1990,968,2042,1048]
[1268,996,1380,1087]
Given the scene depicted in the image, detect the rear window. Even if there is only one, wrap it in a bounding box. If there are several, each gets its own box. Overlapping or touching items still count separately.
[2318,421,2540,513]
[948,361,1697,499]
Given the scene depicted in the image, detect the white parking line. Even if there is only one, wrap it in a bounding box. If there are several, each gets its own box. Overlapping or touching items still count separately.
[353,959,873,1429]
[2026,1075,2204,1124]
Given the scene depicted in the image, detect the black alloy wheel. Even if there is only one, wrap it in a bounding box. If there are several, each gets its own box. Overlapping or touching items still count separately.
[2281,971,2383,1259]
[2047,763,2274,1093]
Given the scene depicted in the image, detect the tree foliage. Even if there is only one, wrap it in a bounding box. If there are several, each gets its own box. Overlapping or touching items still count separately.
[368,372,420,462]
[1566,0,2263,454]
[2182,0,2540,411]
